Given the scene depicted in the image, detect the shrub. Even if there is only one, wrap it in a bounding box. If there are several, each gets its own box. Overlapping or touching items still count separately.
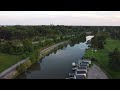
[91,57,97,62]
[16,63,26,73]
[20,54,27,59]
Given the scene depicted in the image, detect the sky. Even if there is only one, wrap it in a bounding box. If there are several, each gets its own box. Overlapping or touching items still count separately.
[0,11,120,26]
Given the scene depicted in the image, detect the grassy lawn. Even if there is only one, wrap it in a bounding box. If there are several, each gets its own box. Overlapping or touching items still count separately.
[0,53,21,73]
[84,38,120,79]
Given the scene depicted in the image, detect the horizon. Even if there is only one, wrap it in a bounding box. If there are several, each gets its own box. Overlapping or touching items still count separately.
[1,11,120,26]
[1,25,120,26]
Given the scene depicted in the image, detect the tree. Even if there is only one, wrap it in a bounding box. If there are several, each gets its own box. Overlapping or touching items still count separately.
[91,35,105,49]
[98,40,104,49]
[30,50,40,64]
[16,63,26,73]
[22,39,33,52]
[60,35,64,41]
[109,48,120,71]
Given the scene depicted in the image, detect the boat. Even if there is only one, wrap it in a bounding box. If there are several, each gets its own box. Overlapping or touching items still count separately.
[74,75,86,79]
[75,70,87,77]
[67,59,91,79]
[72,62,76,67]
[72,67,77,71]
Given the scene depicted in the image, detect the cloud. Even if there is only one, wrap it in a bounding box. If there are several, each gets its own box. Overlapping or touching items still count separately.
[0,11,120,25]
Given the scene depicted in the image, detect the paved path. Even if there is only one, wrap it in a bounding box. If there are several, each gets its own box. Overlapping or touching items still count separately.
[40,41,68,54]
[0,41,68,79]
[0,58,29,79]
[88,64,108,79]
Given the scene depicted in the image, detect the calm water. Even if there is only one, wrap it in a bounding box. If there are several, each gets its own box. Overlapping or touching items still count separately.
[17,36,93,79]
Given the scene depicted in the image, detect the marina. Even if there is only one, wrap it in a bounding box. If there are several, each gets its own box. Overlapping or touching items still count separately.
[67,59,91,79]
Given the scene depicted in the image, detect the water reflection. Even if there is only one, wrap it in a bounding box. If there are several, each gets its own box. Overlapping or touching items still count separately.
[28,62,41,72]
[17,36,94,79]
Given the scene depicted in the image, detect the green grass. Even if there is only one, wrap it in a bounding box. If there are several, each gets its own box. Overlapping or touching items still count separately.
[84,38,120,79]
[0,53,21,73]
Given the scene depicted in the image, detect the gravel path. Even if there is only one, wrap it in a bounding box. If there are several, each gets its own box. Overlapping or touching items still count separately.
[88,64,108,79]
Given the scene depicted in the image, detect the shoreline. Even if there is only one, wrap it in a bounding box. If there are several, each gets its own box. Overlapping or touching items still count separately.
[0,41,70,79]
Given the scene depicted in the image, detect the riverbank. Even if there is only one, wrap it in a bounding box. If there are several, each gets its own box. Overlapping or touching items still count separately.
[0,41,70,79]
[84,38,120,79]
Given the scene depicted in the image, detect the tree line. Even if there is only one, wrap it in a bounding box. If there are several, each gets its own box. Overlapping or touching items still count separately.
[109,48,120,71]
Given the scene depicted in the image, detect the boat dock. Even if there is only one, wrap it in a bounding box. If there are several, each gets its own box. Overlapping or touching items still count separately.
[66,59,91,79]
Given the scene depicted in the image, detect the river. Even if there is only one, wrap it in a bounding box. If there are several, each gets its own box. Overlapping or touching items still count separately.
[17,36,94,79]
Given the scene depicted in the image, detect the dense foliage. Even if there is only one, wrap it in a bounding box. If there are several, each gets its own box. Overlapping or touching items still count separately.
[91,34,106,49]
[109,48,120,71]
[0,25,85,40]
[0,25,120,56]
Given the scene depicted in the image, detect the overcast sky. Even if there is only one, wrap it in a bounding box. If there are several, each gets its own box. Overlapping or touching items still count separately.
[0,11,120,26]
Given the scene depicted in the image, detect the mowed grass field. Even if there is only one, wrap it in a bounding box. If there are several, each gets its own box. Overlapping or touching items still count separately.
[84,38,120,79]
[0,53,21,73]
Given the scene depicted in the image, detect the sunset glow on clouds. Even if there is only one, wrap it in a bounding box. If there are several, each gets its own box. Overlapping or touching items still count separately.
[0,11,120,26]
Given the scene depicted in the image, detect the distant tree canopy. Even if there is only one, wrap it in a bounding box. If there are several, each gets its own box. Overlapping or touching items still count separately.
[0,25,86,40]
[70,32,86,44]
[0,25,120,56]
[1,25,120,40]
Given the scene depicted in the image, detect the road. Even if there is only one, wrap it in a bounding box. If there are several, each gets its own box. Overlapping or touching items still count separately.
[0,41,68,79]
[88,64,108,79]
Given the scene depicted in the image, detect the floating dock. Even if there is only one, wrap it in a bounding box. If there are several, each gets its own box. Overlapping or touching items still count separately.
[66,59,91,79]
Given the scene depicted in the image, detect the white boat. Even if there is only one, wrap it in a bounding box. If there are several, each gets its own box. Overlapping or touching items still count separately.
[74,75,86,79]
[72,62,76,67]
